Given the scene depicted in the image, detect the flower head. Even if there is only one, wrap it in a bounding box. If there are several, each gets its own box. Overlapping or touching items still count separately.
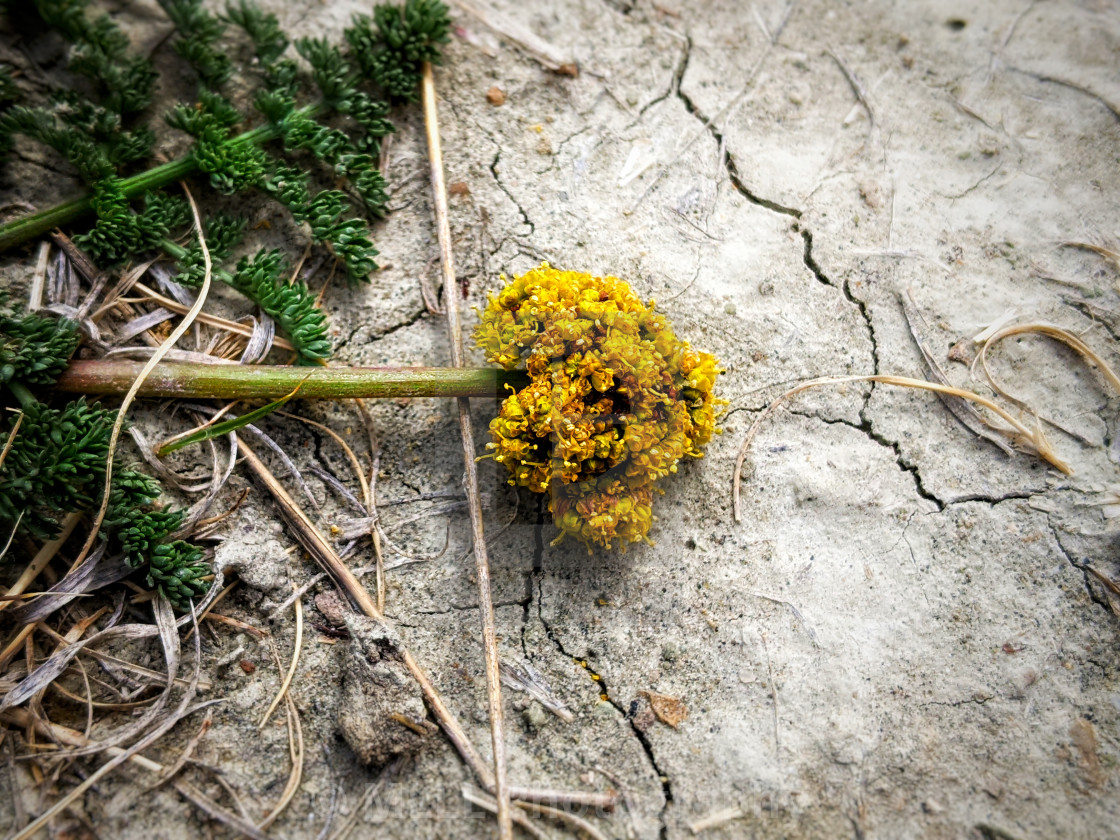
[474,263,723,550]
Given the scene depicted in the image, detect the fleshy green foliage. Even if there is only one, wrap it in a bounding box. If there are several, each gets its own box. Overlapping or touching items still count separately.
[30,0,157,115]
[346,0,451,102]
[295,38,352,107]
[259,162,312,212]
[171,219,332,363]
[264,100,391,222]
[224,0,297,94]
[0,101,153,171]
[167,91,269,194]
[161,0,232,88]
[343,93,394,156]
[0,103,178,262]
[147,540,210,609]
[0,398,114,540]
[77,189,189,265]
[105,469,185,556]
[173,213,247,287]
[0,309,80,387]
[0,319,211,607]
[105,469,209,610]
[276,107,351,161]
[0,0,458,610]
[0,64,20,104]
[225,0,288,67]
[344,159,390,218]
[299,190,379,283]
[230,249,332,361]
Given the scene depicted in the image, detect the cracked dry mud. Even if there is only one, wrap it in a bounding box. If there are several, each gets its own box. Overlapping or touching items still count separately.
[3,1,1119,838]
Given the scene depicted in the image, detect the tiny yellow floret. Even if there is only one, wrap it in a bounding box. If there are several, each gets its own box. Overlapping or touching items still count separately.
[473,263,724,550]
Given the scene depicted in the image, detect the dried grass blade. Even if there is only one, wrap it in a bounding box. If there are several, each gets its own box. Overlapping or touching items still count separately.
[0,708,268,840]
[257,692,304,830]
[422,61,512,838]
[258,592,303,729]
[150,711,212,788]
[1061,239,1120,270]
[9,599,208,840]
[515,798,612,840]
[1,621,160,712]
[66,186,215,574]
[129,281,297,352]
[237,441,556,800]
[899,291,1015,456]
[0,512,81,616]
[28,241,49,311]
[9,542,131,626]
[500,658,574,722]
[112,306,175,344]
[276,408,386,612]
[975,322,1120,395]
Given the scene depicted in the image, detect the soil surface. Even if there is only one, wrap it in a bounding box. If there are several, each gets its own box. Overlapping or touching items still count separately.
[2,1,1119,838]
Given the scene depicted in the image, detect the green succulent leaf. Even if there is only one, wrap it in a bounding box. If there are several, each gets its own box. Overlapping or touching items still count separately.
[0,309,80,387]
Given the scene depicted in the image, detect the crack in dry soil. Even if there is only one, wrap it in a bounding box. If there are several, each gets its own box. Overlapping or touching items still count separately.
[1046,517,1116,618]
[532,567,673,839]
[490,147,536,236]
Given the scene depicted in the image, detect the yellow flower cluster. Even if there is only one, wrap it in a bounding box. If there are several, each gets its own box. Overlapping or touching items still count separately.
[474,263,723,550]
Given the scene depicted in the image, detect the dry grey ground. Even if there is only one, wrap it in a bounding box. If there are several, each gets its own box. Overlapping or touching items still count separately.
[2,0,1119,838]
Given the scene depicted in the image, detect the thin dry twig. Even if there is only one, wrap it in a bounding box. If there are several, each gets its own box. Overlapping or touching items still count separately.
[0,409,22,472]
[276,408,387,612]
[256,678,305,830]
[258,592,303,729]
[423,60,512,839]
[461,786,553,840]
[0,512,82,615]
[326,759,401,840]
[0,708,267,840]
[516,798,612,840]
[690,806,747,834]
[827,47,874,126]
[9,599,212,840]
[238,441,615,814]
[237,441,491,783]
[127,281,297,352]
[150,712,212,788]
[1060,238,1120,272]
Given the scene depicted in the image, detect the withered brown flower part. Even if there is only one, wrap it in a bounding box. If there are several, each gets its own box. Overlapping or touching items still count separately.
[474,263,723,550]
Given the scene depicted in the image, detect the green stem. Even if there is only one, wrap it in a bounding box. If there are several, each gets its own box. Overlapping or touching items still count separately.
[55,359,528,400]
[6,381,37,410]
[158,237,235,283]
[0,105,324,253]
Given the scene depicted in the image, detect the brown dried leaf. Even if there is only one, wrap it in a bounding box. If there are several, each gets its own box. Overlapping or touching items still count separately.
[642,690,688,728]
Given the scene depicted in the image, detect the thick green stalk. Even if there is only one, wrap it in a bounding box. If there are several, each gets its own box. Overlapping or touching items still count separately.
[6,381,37,410]
[159,237,225,280]
[55,360,528,400]
[0,106,323,253]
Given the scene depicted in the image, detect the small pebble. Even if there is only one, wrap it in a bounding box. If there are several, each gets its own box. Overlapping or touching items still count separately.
[486,86,506,106]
